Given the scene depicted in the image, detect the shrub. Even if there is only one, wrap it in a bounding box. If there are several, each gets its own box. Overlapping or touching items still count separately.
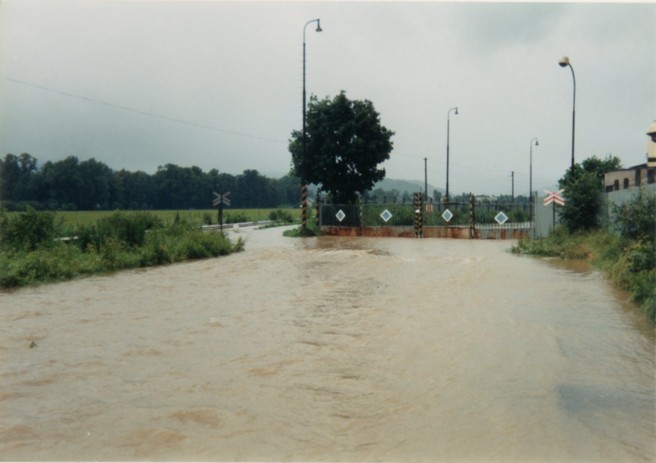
[512,227,590,259]
[174,230,233,259]
[611,188,656,242]
[140,230,174,266]
[560,170,603,232]
[269,209,294,223]
[224,212,249,224]
[283,219,322,237]
[0,207,56,251]
[76,212,163,251]
[0,210,243,288]
[0,243,83,285]
[138,227,239,266]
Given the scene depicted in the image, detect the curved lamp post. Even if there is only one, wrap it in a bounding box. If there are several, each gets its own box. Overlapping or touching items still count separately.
[445,106,458,204]
[559,56,576,170]
[301,18,322,232]
[529,137,539,225]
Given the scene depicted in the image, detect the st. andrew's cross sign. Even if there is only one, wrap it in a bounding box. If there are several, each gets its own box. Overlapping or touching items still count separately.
[212,191,231,231]
[543,189,565,206]
[543,189,565,230]
[213,191,231,207]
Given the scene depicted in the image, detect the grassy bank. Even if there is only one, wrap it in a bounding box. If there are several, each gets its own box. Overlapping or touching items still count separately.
[3,208,299,230]
[0,209,248,288]
[512,228,655,324]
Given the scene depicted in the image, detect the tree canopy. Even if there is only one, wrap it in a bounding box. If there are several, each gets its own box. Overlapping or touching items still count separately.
[289,92,394,204]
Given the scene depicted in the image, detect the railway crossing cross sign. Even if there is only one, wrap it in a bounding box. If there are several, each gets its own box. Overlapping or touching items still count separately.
[212,191,231,231]
[543,189,565,206]
[543,188,565,231]
[213,191,231,207]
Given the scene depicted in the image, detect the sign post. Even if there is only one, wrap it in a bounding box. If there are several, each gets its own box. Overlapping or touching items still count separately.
[212,191,231,232]
[413,192,423,238]
[543,189,565,231]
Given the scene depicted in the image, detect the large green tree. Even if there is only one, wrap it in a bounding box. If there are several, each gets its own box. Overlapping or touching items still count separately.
[558,155,622,232]
[289,91,394,203]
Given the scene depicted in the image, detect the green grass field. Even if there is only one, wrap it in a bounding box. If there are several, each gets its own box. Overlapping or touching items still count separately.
[4,208,301,229]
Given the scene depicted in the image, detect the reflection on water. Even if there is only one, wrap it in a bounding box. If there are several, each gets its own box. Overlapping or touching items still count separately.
[1,227,654,461]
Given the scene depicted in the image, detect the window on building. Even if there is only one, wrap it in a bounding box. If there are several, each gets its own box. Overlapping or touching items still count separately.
[614,179,620,191]
[623,178,629,189]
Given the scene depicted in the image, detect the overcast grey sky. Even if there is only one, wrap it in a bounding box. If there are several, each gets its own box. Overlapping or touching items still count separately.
[1,0,654,196]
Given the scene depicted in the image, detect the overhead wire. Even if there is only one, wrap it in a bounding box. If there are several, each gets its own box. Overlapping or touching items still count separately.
[3,76,288,145]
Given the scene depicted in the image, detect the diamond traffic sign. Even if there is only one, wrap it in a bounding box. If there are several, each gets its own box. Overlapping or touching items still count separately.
[543,189,565,206]
[380,209,393,223]
[336,209,346,222]
[442,209,454,223]
[494,211,509,225]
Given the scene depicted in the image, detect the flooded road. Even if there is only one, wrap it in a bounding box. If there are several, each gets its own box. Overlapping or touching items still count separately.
[1,227,654,461]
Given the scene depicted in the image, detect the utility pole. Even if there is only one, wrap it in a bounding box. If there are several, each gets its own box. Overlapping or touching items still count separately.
[511,171,515,202]
[424,157,428,201]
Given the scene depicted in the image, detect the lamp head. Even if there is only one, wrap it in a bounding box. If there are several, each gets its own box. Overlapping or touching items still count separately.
[316,19,322,32]
[559,56,570,67]
[455,107,458,115]
[535,139,539,146]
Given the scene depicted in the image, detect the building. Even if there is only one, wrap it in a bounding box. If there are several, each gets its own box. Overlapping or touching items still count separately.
[603,121,656,192]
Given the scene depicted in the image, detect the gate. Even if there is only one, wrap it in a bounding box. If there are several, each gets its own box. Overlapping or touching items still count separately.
[318,196,532,239]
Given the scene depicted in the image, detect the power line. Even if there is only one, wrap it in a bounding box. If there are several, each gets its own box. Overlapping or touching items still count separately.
[3,76,287,145]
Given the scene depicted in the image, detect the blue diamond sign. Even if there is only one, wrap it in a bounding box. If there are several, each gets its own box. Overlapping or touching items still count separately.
[442,209,454,223]
[336,209,346,222]
[495,211,509,225]
[380,209,393,223]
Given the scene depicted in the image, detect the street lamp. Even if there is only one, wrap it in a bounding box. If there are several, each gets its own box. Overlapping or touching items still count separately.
[301,18,322,232]
[445,106,458,204]
[559,56,576,170]
[529,137,539,224]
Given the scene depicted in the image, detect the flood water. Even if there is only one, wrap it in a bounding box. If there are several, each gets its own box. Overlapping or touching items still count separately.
[1,226,654,462]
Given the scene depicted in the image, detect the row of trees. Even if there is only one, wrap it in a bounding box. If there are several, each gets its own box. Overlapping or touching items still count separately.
[2,151,472,211]
[0,153,305,211]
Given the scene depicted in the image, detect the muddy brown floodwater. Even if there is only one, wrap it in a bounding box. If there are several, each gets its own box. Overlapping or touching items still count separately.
[1,226,654,461]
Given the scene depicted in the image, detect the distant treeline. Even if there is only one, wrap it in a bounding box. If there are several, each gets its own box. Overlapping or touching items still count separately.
[0,153,306,211]
[1,153,531,211]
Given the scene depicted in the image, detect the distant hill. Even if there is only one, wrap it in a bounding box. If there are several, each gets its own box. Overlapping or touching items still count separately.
[370,178,443,194]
